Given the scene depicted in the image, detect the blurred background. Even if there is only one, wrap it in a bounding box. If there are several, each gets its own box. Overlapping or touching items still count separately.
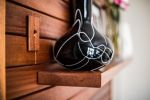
[112,0,150,100]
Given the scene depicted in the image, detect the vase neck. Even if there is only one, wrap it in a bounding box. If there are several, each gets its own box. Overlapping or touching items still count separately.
[73,0,92,22]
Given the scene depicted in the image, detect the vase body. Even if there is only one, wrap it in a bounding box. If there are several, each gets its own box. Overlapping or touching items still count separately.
[53,0,114,70]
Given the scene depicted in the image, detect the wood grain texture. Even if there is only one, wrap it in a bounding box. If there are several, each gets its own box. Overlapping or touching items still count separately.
[28,15,40,51]
[18,83,111,100]
[38,70,101,87]
[0,0,6,99]
[6,64,52,100]
[8,0,70,21]
[19,86,86,100]
[6,35,55,67]
[70,82,110,100]
[6,2,69,40]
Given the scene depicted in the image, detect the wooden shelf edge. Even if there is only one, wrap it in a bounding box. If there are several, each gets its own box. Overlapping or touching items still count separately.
[38,71,101,87]
[100,59,131,87]
[37,58,131,88]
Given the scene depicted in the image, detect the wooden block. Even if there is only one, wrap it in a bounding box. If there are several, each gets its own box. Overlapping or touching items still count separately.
[6,2,69,40]
[38,70,101,87]
[19,86,86,100]
[6,64,52,100]
[8,0,70,21]
[6,35,55,67]
[28,15,40,51]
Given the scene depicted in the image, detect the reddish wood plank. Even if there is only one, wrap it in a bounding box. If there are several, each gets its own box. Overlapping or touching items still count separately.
[19,86,86,100]
[0,0,6,99]
[8,0,70,21]
[38,70,101,87]
[70,83,110,100]
[28,15,40,51]
[6,2,69,39]
[6,64,52,100]
[6,35,55,67]
[9,0,105,20]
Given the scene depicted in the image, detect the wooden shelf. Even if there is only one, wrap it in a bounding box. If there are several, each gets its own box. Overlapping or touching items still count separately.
[37,58,131,88]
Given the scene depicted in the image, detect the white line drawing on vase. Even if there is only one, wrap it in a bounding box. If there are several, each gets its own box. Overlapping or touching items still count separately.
[54,9,114,70]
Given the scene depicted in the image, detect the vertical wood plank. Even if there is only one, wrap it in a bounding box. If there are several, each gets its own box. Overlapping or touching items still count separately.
[28,15,40,51]
[0,0,6,100]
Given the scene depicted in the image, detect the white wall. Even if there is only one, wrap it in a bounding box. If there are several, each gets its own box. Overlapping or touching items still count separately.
[112,0,150,100]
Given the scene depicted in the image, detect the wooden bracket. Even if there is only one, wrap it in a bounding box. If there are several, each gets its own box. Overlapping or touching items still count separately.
[28,15,40,51]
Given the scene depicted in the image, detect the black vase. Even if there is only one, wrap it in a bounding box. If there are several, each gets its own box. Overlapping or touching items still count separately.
[53,0,114,71]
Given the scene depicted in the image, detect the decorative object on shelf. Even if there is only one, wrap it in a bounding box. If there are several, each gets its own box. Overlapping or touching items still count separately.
[53,0,114,71]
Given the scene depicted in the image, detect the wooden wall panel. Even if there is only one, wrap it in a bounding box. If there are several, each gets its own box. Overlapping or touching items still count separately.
[6,35,55,67]
[6,2,69,40]
[6,64,52,100]
[19,86,86,100]
[0,0,6,99]
[9,0,70,21]
[70,82,110,100]
[18,83,111,100]
[70,88,100,100]
[8,0,105,22]
[8,0,70,21]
